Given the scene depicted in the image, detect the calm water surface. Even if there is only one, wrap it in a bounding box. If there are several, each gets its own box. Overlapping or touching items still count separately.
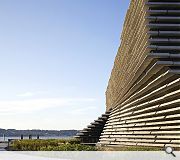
[0,136,72,141]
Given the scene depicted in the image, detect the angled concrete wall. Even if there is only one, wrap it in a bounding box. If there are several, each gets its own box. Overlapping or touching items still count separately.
[99,0,180,148]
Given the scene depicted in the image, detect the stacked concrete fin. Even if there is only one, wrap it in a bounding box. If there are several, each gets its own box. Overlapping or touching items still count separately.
[98,0,180,148]
[75,111,110,145]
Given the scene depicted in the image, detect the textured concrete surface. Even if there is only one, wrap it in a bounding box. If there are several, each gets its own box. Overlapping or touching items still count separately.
[98,0,180,148]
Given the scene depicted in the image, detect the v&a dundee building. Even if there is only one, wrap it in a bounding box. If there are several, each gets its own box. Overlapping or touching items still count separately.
[76,0,180,148]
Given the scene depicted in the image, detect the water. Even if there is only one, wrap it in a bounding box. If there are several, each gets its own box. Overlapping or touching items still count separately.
[0,136,72,142]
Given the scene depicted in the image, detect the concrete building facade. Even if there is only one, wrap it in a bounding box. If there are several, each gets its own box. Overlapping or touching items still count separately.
[76,0,180,148]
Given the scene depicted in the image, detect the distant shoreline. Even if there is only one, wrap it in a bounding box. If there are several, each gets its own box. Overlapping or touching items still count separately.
[0,136,73,142]
[0,128,79,140]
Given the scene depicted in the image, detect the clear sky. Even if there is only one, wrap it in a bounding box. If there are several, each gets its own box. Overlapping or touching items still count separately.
[0,0,130,130]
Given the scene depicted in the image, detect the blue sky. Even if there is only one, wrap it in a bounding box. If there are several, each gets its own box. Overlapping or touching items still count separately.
[0,0,130,130]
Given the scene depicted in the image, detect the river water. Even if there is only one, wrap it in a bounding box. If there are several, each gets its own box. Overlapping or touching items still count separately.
[0,136,72,141]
